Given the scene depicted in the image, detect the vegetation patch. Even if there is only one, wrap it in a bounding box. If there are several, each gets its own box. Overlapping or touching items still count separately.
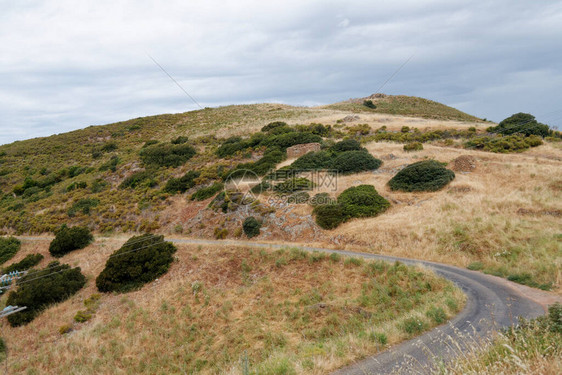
[464,134,543,153]
[2,253,44,273]
[488,113,550,137]
[243,217,261,238]
[140,143,196,167]
[313,185,390,229]
[0,236,21,265]
[190,182,224,201]
[96,234,177,293]
[48,225,94,257]
[330,150,382,174]
[440,303,562,374]
[163,171,200,194]
[403,142,423,152]
[6,261,86,326]
[388,160,455,192]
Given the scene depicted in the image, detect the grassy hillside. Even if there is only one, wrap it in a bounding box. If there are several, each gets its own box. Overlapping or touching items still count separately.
[1,239,463,374]
[323,95,482,122]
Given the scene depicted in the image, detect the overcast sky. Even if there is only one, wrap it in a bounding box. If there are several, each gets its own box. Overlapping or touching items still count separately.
[1,0,561,145]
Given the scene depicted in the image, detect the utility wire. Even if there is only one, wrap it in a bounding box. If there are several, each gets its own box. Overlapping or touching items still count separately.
[147,54,204,110]
[11,237,170,287]
[374,54,414,95]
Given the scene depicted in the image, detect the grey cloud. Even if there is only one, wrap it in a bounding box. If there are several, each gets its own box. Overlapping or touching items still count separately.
[1,0,561,145]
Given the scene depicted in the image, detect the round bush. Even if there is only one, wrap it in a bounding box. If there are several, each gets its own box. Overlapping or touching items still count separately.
[290,151,332,170]
[49,225,94,257]
[313,204,346,229]
[330,151,382,174]
[243,217,261,238]
[388,160,455,192]
[6,261,86,326]
[330,139,363,153]
[96,234,177,293]
[337,185,390,218]
[403,142,423,152]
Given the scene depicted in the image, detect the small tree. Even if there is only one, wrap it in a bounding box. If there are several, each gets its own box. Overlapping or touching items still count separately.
[388,160,455,192]
[49,225,93,257]
[0,237,21,265]
[243,217,261,238]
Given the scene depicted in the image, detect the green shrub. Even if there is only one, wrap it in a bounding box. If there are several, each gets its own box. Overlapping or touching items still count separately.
[243,217,261,238]
[74,310,92,323]
[140,143,196,167]
[369,332,387,345]
[261,132,322,150]
[191,182,224,201]
[163,171,200,194]
[227,148,286,178]
[119,170,154,189]
[49,225,94,257]
[489,113,550,137]
[330,151,382,174]
[6,261,86,326]
[289,151,332,170]
[142,140,159,148]
[101,141,118,152]
[426,306,447,324]
[464,134,543,153]
[2,253,44,273]
[90,178,109,193]
[313,204,346,229]
[467,262,484,271]
[216,137,249,158]
[213,227,228,239]
[401,317,427,335]
[261,121,288,133]
[98,155,119,172]
[403,142,423,152]
[330,139,363,152]
[363,100,376,109]
[401,126,410,133]
[337,185,390,218]
[388,160,455,192]
[67,198,99,216]
[171,135,189,144]
[0,237,21,265]
[96,234,177,293]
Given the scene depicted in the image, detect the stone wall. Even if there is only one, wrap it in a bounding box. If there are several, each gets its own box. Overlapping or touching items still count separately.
[286,142,321,158]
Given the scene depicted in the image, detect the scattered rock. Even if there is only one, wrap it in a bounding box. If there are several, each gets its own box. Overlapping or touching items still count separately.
[341,115,360,123]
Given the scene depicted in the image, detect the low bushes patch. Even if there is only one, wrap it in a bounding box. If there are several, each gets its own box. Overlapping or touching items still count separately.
[2,253,44,273]
[48,225,94,257]
[388,160,455,192]
[0,237,21,265]
[6,261,86,326]
[96,234,177,293]
[243,217,261,238]
[191,183,224,201]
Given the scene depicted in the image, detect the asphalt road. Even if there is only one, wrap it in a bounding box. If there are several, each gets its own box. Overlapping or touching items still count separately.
[19,236,546,374]
[167,238,545,374]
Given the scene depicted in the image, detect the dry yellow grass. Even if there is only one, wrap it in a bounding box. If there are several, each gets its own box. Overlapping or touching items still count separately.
[0,239,463,374]
[317,141,562,293]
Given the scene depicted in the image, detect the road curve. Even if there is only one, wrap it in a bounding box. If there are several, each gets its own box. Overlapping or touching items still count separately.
[165,238,545,374]
[19,236,547,374]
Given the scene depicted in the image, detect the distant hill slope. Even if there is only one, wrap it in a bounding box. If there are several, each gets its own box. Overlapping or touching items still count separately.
[0,94,485,235]
[323,94,482,122]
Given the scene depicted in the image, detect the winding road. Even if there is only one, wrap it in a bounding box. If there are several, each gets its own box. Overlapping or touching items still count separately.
[20,236,551,374]
[167,238,547,374]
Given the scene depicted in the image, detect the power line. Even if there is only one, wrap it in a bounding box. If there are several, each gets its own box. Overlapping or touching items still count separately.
[147,54,204,110]
[374,54,414,94]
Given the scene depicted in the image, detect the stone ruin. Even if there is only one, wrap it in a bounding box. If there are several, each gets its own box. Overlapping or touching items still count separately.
[286,142,321,158]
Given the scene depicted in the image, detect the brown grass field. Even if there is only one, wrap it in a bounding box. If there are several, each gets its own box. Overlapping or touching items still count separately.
[1,239,463,374]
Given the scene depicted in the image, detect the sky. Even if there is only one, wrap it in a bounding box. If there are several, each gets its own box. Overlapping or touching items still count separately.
[1,0,562,145]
